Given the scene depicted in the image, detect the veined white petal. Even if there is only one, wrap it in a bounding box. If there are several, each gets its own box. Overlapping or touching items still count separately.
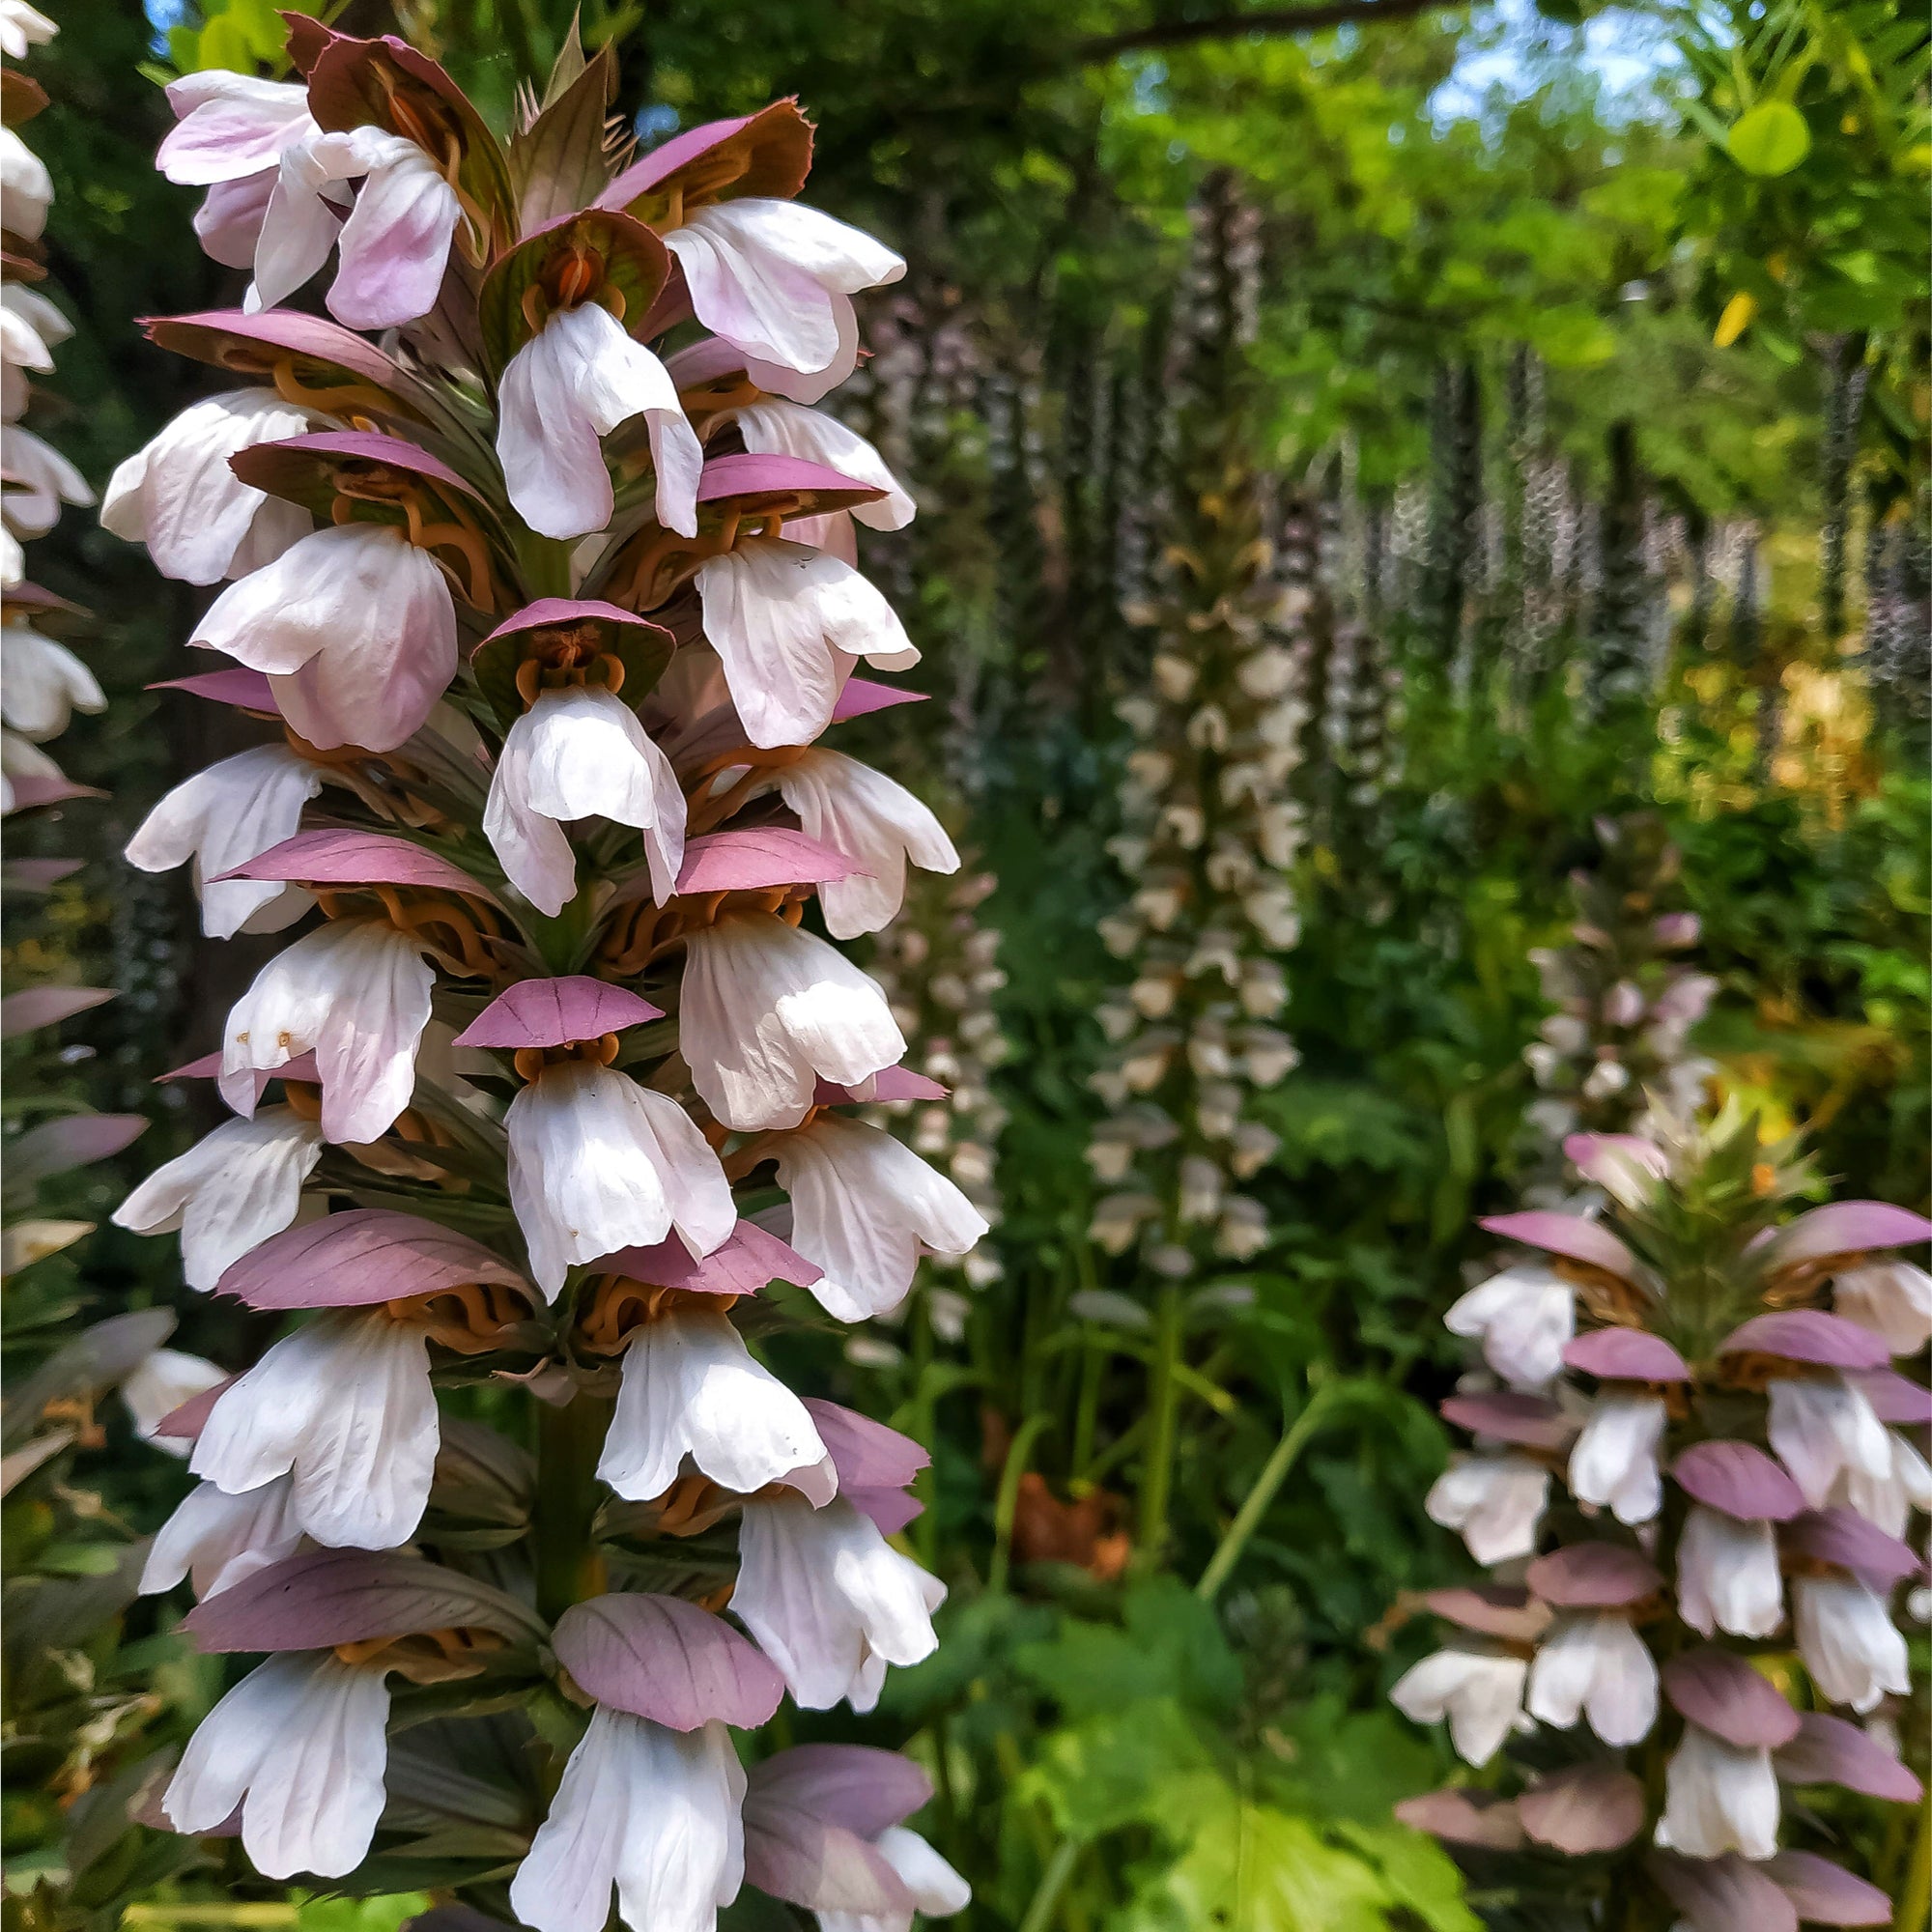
[598,1303,829,1501]
[680,913,904,1131]
[1525,1613,1658,1747]
[113,1108,324,1291]
[124,744,325,941]
[507,1061,733,1298]
[189,1310,438,1548]
[1389,1647,1527,1768]
[1424,1453,1548,1565]
[772,749,957,939]
[141,1474,305,1599]
[733,1493,943,1713]
[219,920,434,1143]
[695,542,917,750]
[1,621,104,741]
[734,400,914,531]
[774,1115,988,1320]
[1676,1505,1783,1637]
[1656,1726,1779,1861]
[99,389,317,584]
[1567,1390,1666,1524]
[498,302,700,540]
[165,1651,389,1880]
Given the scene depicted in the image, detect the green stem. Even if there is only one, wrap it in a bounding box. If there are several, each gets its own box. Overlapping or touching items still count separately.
[1196,1383,1338,1603]
[1894,1790,1931,1932]
[1136,1283,1185,1565]
[988,1412,1051,1594]
[910,1291,939,1570]
[532,1391,611,1623]
[1017,1838,1081,1932]
[1070,1332,1103,1480]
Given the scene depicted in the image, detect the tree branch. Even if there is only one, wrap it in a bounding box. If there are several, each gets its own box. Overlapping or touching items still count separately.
[1077,0,1454,62]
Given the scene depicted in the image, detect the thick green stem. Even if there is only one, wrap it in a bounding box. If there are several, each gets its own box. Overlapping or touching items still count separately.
[1136,1283,1185,1565]
[532,1392,612,1623]
[1196,1383,1337,1602]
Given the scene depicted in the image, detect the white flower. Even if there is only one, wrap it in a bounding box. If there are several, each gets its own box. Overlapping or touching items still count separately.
[506,1060,734,1299]
[509,1709,745,1932]
[498,301,701,541]
[221,920,434,1145]
[1676,1505,1784,1637]
[732,398,914,553]
[99,390,317,584]
[1,621,103,741]
[680,913,904,1131]
[665,199,905,403]
[189,1309,438,1549]
[2,426,94,538]
[773,1116,988,1321]
[1388,1647,1527,1767]
[0,1,56,60]
[251,126,462,331]
[769,749,958,939]
[191,524,457,753]
[1767,1375,1891,1509]
[1833,1429,1932,1538]
[140,1475,305,1600]
[817,1826,972,1932]
[1424,1453,1549,1565]
[695,541,917,750]
[1443,1263,1575,1391]
[732,1492,944,1712]
[1655,1725,1779,1861]
[125,745,325,940]
[121,1348,228,1458]
[1525,1613,1658,1747]
[164,1651,389,1880]
[112,1108,324,1292]
[483,684,686,917]
[1792,1575,1911,1714]
[1568,1390,1666,1525]
[597,1302,831,1502]
[0,127,52,242]
[1833,1261,1932,1356]
[158,71,315,185]
[2,285,69,420]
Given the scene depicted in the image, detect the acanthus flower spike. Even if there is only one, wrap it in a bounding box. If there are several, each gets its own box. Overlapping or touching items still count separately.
[1395,1102,1928,1921]
[117,24,960,1920]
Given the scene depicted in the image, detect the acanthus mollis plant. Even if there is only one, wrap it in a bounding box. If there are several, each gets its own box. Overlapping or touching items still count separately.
[1520,812,1717,1195]
[98,25,982,1924]
[1086,170,1303,1287]
[1395,1105,1931,1929]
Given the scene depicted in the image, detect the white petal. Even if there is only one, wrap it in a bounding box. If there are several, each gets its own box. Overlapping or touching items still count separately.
[1567,1391,1665,1524]
[1424,1454,1548,1565]
[875,1827,970,1918]
[166,1652,389,1879]
[219,920,434,1143]
[773,749,957,939]
[498,303,701,541]
[112,1108,324,1291]
[1,622,105,740]
[506,1062,732,1298]
[695,543,917,750]
[98,389,317,584]
[140,1474,305,1599]
[1443,1264,1575,1392]
[1389,1648,1527,1768]
[733,1493,942,1712]
[680,914,904,1131]
[124,744,325,941]
[1656,1727,1779,1861]
[599,1304,827,1501]
[774,1115,988,1321]
[1793,1574,1911,1714]
[1676,1506,1783,1638]
[189,1312,438,1548]
[120,1347,228,1454]
[1768,1376,1891,1509]
[328,139,462,330]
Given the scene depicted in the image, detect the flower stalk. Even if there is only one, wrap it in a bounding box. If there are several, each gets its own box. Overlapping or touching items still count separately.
[105,31,981,1920]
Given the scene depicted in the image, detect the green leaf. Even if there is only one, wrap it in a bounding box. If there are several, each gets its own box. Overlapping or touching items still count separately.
[1020,1697,1222,1842]
[1728,100,1812,175]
